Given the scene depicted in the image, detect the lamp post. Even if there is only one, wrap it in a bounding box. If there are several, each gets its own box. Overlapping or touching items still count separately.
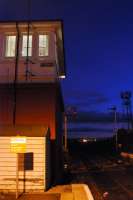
[109,106,118,151]
[64,114,68,152]
[64,106,77,152]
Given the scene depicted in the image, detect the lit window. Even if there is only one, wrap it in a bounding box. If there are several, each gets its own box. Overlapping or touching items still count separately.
[39,35,49,56]
[22,35,32,57]
[5,35,16,57]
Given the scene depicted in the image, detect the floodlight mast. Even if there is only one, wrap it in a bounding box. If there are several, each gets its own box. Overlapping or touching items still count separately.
[121,91,133,130]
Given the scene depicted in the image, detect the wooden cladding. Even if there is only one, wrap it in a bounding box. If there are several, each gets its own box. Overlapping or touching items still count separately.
[0,135,51,192]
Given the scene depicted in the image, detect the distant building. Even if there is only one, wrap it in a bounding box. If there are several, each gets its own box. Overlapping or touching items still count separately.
[79,137,97,143]
[0,21,66,193]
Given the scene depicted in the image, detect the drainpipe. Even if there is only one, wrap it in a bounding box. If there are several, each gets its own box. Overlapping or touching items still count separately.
[64,114,68,152]
[25,21,30,81]
[13,22,20,126]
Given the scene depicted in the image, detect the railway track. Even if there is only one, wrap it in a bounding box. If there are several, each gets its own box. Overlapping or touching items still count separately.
[70,152,133,200]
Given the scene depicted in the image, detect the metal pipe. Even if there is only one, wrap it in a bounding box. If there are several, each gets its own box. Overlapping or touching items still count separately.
[114,108,118,151]
[25,21,30,81]
[64,114,67,151]
[13,22,20,126]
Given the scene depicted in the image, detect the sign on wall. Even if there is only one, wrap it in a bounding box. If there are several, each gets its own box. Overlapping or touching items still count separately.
[10,136,27,153]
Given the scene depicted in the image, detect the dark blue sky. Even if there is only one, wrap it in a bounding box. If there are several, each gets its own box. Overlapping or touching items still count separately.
[0,0,133,137]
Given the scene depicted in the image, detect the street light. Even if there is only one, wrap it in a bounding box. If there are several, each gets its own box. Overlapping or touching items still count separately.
[109,106,118,151]
[64,106,77,152]
[64,114,67,152]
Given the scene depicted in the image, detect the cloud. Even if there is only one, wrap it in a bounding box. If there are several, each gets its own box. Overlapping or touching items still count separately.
[68,127,112,133]
[65,89,109,102]
[67,110,124,123]
[64,89,109,110]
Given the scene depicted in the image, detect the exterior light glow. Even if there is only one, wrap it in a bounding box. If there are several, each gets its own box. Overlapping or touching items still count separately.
[82,139,88,143]
[59,75,66,79]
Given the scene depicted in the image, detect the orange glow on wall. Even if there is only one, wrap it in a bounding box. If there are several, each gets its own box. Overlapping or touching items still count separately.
[0,83,63,140]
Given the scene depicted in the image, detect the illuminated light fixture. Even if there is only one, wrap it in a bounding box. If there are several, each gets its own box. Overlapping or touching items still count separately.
[59,75,66,79]
[82,138,88,143]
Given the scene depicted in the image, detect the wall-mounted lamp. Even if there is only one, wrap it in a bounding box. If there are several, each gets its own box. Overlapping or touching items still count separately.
[59,75,66,79]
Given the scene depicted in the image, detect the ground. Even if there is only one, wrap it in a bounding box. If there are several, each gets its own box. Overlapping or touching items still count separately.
[1,139,133,200]
[68,140,133,200]
[0,193,60,200]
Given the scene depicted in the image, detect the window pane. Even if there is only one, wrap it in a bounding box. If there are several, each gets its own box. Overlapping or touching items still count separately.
[39,35,48,56]
[5,36,16,57]
[22,35,32,57]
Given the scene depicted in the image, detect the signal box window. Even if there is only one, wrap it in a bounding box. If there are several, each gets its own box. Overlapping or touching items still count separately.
[39,35,49,56]
[5,35,16,57]
[22,35,32,57]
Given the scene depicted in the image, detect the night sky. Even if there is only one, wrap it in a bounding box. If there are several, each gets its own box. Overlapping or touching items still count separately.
[0,0,133,138]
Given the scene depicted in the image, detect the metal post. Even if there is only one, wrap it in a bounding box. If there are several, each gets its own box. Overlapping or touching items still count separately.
[13,22,20,126]
[64,114,67,152]
[109,106,118,151]
[114,109,118,151]
[25,22,30,81]
[16,153,19,199]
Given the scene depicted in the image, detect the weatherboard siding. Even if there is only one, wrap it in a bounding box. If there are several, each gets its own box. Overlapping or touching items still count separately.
[0,136,48,192]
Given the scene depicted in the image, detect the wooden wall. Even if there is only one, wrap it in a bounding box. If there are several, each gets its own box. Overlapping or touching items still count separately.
[0,29,57,83]
[0,83,64,185]
[0,84,59,139]
[0,136,51,193]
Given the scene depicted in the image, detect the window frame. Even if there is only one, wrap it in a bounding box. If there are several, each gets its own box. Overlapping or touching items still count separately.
[4,34,16,58]
[38,33,49,58]
[21,33,33,57]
